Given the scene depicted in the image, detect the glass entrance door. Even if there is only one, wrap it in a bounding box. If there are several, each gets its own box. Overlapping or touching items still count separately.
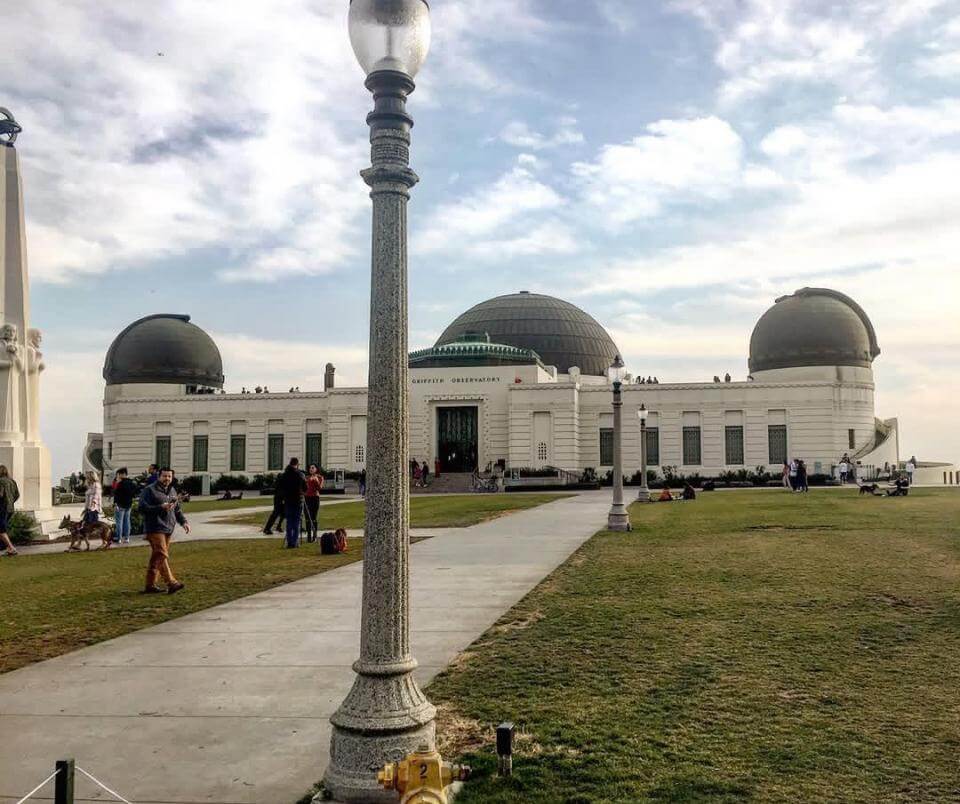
[437,406,478,473]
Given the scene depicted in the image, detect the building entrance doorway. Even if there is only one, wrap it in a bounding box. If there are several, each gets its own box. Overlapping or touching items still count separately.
[437,406,478,473]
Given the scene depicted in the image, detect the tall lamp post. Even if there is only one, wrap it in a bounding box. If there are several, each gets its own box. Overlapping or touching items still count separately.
[607,355,631,531]
[326,2,435,801]
[637,403,649,501]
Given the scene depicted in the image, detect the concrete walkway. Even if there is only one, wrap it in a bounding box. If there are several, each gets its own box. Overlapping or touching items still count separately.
[0,491,609,804]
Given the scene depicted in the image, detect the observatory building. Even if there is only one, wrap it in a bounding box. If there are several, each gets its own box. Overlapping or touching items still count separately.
[98,288,903,481]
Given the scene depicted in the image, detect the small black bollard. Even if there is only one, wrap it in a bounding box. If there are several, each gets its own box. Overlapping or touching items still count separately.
[55,758,75,804]
[496,722,514,777]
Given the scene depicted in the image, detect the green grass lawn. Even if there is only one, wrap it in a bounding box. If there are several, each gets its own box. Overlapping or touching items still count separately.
[180,496,274,513]
[427,488,960,803]
[216,493,571,530]
[0,539,364,675]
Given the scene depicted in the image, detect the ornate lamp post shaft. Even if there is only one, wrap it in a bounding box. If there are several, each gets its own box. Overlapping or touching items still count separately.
[326,2,434,795]
[606,355,631,531]
[638,404,649,501]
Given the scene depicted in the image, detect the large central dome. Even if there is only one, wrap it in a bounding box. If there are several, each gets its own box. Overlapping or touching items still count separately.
[436,291,620,376]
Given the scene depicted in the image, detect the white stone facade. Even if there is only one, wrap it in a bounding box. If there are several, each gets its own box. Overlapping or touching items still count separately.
[101,361,898,481]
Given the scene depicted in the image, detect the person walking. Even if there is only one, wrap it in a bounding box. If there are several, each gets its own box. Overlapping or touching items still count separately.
[145,464,159,487]
[413,462,422,488]
[838,454,850,484]
[304,463,324,543]
[112,467,137,544]
[797,459,809,493]
[277,458,307,548]
[0,465,20,556]
[262,485,286,534]
[83,471,103,530]
[358,468,367,497]
[421,460,430,488]
[139,468,189,594]
[782,461,792,490]
[788,459,799,492]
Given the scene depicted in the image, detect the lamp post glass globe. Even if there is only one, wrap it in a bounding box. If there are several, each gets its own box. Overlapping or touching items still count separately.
[637,403,648,423]
[609,354,626,385]
[349,0,431,77]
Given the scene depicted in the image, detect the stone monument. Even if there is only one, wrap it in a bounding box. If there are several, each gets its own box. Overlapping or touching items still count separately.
[0,108,55,536]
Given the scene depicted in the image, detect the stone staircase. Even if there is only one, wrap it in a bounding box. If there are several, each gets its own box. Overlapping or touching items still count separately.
[411,472,475,494]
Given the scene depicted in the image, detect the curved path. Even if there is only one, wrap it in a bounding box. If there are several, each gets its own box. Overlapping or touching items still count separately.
[0,491,609,804]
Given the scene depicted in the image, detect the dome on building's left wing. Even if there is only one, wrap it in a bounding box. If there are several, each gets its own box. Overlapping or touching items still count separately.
[103,314,224,387]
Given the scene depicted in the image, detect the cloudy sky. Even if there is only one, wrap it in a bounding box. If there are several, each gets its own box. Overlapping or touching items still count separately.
[1,0,958,479]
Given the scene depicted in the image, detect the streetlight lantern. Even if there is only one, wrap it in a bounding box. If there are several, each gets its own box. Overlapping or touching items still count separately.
[348,0,432,77]
[326,2,435,801]
[608,353,626,385]
[607,355,631,531]
[637,403,650,501]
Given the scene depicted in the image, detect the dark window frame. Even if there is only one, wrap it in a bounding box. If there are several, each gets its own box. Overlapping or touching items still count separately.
[268,434,284,471]
[724,425,745,466]
[768,425,788,465]
[682,426,702,466]
[155,436,171,469]
[645,427,660,466]
[230,435,246,472]
[599,428,614,466]
[192,435,209,473]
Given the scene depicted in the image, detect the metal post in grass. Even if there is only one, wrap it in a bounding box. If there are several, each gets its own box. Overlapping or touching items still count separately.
[637,403,649,501]
[607,355,631,531]
[325,2,435,801]
[54,758,75,804]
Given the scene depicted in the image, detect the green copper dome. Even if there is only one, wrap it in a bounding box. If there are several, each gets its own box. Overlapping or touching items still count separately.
[409,333,543,369]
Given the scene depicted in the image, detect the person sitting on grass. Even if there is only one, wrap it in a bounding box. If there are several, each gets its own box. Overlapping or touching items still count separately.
[886,477,910,497]
[658,486,674,502]
[681,482,697,501]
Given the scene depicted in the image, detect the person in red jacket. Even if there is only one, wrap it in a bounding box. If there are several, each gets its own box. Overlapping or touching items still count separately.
[304,464,324,542]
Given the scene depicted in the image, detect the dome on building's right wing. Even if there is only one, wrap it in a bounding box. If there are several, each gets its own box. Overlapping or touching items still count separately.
[436,292,620,376]
[749,288,880,373]
[103,314,224,387]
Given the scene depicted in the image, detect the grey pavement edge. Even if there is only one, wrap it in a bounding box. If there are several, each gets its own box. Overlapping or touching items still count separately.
[0,491,610,804]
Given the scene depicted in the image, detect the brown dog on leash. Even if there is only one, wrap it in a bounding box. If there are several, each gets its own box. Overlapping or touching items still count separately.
[59,514,114,551]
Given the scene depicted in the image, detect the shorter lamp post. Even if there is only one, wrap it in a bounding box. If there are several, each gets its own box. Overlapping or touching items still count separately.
[637,403,649,500]
[607,355,631,531]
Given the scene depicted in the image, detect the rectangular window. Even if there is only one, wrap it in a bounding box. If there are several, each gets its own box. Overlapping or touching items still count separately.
[305,433,322,469]
[155,436,171,469]
[682,427,702,465]
[599,428,614,466]
[230,435,246,472]
[725,426,744,465]
[645,427,660,466]
[848,428,856,450]
[268,434,284,471]
[192,435,209,472]
[768,425,788,465]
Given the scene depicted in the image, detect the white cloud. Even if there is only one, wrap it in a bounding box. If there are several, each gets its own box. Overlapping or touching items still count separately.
[500,118,585,150]
[572,117,749,226]
[674,0,953,104]
[414,158,569,259]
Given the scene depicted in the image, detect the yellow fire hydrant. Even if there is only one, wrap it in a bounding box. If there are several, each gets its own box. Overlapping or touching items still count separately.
[377,743,471,804]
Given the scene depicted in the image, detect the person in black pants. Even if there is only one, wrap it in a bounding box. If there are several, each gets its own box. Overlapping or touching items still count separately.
[262,487,285,534]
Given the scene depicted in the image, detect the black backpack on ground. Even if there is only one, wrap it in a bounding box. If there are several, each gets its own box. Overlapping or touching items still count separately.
[320,532,337,555]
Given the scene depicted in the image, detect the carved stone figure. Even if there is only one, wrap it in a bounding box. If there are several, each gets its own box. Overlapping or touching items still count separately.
[0,323,23,437]
[26,328,44,441]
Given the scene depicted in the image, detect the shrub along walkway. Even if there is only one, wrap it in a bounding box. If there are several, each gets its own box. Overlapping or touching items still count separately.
[0,491,609,804]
